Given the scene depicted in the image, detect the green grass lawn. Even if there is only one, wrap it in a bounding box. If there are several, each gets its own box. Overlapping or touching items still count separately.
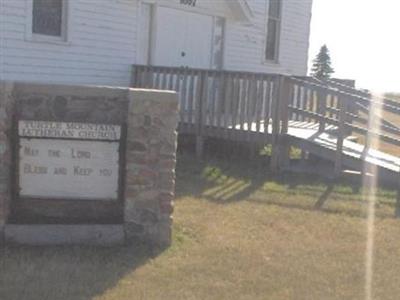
[2,153,400,300]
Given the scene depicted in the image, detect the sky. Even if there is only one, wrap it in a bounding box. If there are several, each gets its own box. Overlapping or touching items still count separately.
[308,0,400,93]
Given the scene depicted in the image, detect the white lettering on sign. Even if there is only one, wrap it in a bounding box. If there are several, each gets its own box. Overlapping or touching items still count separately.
[18,121,121,141]
[19,139,120,200]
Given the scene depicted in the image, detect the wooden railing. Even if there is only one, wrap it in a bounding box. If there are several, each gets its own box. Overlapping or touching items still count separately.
[131,65,281,157]
[131,65,400,175]
[326,78,400,133]
[287,76,400,175]
[296,76,400,133]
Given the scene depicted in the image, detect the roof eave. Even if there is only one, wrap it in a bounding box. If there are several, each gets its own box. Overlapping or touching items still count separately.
[226,0,254,24]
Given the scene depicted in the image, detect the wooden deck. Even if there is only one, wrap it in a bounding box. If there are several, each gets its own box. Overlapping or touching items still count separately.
[132,65,400,187]
[180,116,400,184]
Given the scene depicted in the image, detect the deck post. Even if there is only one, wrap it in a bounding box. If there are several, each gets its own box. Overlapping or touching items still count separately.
[248,74,258,159]
[131,65,142,88]
[271,75,291,171]
[334,96,347,177]
[279,76,292,169]
[130,65,137,87]
[318,90,327,133]
[361,100,374,177]
[195,71,207,159]
[396,171,400,218]
[270,76,281,172]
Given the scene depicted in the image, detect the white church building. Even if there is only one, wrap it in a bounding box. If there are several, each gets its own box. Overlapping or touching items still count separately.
[0,0,313,86]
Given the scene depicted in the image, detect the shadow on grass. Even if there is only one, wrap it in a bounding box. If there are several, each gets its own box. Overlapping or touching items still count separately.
[0,243,156,300]
[314,183,335,210]
[176,149,397,219]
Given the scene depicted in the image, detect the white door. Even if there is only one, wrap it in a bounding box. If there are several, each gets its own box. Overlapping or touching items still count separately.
[152,6,214,69]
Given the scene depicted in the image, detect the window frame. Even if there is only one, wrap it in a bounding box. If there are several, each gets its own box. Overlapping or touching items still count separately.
[26,0,69,44]
[264,0,282,63]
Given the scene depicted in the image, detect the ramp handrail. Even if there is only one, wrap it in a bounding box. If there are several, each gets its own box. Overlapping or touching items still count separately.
[286,76,400,174]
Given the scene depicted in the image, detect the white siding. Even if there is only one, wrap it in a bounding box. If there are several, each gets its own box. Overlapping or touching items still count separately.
[0,0,313,86]
[0,0,138,86]
[224,0,313,75]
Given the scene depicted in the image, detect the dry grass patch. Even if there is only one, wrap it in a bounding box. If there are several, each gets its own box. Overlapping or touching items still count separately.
[1,154,400,300]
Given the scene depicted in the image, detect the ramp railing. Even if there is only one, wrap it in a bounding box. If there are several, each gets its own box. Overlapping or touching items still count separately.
[287,76,400,175]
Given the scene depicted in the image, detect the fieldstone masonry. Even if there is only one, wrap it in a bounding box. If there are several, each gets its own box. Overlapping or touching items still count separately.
[124,90,178,247]
[0,82,178,247]
[0,82,14,244]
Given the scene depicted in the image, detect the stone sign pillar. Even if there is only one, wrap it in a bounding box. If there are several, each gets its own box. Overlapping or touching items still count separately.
[0,82,178,247]
[0,82,14,244]
[125,90,178,248]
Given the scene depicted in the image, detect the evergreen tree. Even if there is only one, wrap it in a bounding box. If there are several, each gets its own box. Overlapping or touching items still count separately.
[311,45,334,80]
